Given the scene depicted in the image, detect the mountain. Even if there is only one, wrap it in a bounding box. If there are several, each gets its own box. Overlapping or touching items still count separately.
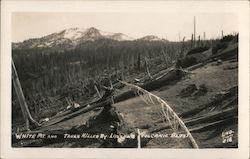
[12,27,134,50]
[138,35,163,41]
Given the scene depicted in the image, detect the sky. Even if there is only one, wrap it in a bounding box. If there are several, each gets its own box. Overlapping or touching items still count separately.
[12,12,238,42]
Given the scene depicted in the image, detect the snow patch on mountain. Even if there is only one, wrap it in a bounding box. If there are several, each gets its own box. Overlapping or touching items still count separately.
[12,27,165,50]
[139,35,163,41]
[63,28,87,40]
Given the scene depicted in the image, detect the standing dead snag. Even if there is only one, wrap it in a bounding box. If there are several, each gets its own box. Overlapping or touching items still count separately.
[100,85,115,103]
[161,48,169,67]
[193,16,196,47]
[83,85,127,148]
[198,35,201,47]
[144,58,152,80]
[191,34,194,49]
[12,59,41,130]
[137,53,141,71]
[180,37,186,58]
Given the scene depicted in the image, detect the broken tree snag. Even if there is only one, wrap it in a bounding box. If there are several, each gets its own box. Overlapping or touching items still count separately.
[87,104,123,129]
[99,85,115,103]
[161,49,169,66]
[78,103,129,148]
[94,85,101,99]
[193,16,196,47]
[179,37,185,58]
[198,35,201,47]
[191,34,194,49]
[144,58,152,80]
[12,59,41,130]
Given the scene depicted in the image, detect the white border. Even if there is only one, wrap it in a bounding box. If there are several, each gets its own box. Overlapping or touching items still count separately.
[1,1,249,159]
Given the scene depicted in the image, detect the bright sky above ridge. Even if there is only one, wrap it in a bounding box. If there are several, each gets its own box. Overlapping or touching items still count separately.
[12,12,238,42]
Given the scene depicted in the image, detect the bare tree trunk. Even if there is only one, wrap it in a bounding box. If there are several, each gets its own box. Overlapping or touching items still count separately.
[194,16,196,47]
[144,58,152,79]
[191,34,194,49]
[94,85,101,99]
[12,59,41,130]
[137,53,141,71]
[198,35,201,47]
[161,49,169,66]
[180,37,186,58]
[203,32,206,47]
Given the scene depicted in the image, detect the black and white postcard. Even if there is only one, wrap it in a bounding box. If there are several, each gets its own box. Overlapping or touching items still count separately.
[1,0,249,159]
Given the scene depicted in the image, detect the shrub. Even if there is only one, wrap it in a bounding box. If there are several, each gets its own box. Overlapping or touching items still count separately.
[199,84,207,93]
[212,34,239,54]
[220,35,235,43]
[179,84,198,97]
[212,42,228,54]
[176,57,197,68]
[187,46,209,56]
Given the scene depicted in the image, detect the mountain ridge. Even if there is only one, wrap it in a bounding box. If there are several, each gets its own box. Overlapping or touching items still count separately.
[12,27,166,50]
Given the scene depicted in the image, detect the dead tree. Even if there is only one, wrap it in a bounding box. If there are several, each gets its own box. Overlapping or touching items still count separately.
[144,58,153,79]
[137,53,141,71]
[198,35,201,47]
[94,85,101,99]
[191,34,194,49]
[194,16,196,47]
[161,47,169,66]
[180,37,186,58]
[178,32,181,42]
[203,32,206,46]
[12,59,41,131]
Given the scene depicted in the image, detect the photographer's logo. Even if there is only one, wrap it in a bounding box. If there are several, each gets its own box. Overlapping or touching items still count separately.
[221,130,234,143]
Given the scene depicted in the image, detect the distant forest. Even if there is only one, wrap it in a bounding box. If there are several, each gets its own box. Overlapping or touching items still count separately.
[12,38,215,123]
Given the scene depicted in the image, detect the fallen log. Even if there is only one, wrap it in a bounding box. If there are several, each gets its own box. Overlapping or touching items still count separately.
[150,107,237,133]
[36,95,237,139]
[114,68,185,103]
[12,104,124,146]
[221,96,238,109]
[187,62,204,71]
[189,117,237,133]
[39,99,110,128]
[48,96,101,122]
[184,107,237,127]
[27,68,185,131]
[36,87,115,129]
[179,87,237,118]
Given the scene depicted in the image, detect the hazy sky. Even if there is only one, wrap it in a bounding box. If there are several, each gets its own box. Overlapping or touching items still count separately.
[12,12,238,42]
